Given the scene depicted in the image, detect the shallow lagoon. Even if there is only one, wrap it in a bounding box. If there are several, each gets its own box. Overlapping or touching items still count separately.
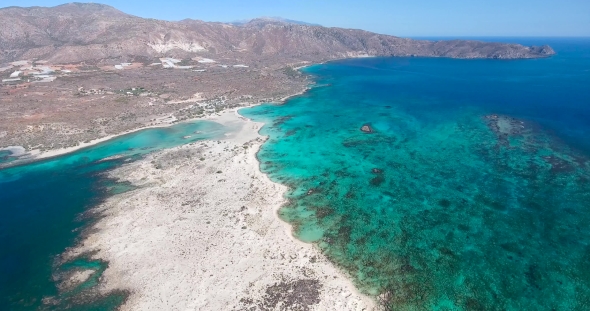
[242,38,590,310]
[0,120,226,310]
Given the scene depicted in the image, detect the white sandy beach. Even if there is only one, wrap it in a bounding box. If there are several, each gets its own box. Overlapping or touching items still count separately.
[65,108,375,310]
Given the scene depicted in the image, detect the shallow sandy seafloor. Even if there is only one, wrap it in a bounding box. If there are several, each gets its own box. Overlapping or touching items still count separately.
[65,109,375,310]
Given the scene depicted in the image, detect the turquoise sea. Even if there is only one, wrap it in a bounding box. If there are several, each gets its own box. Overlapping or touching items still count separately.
[0,121,227,310]
[1,38,589,311]
[241,38,590,310]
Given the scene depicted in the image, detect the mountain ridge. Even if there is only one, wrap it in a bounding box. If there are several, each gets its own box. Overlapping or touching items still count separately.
[230,17,322,27]
[0,2,555,64]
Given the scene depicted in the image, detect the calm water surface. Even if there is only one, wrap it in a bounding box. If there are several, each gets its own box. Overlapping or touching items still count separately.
[0,121,226,310]
[242,38,590,310]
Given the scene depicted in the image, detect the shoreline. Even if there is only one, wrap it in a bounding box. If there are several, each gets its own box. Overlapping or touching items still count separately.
[239,106,375,309]
[279,88,309,102]
[34,74,376,309]
[1,86,312,169]
[4,69,375,309]
[239,101,376,308]
[33,119,180,160]
[63,107,375,310]
[0,118,179,169]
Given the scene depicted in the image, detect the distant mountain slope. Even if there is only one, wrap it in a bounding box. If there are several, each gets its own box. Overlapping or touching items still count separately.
[0,3,555,64]
[230,17,322,27]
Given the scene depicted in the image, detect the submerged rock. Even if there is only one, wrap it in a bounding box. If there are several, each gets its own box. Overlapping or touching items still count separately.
[360,124,373,133]
[370,175,385,186]
[484,114,527,136]
[484,114,531,147]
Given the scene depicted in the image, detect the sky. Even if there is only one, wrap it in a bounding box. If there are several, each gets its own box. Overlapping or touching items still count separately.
[2,0,589,37]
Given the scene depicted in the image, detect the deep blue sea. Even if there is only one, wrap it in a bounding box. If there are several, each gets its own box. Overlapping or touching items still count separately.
[242,38,590,310]
[0,121,227,310]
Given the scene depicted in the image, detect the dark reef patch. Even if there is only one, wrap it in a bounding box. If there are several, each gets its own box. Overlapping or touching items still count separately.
[370,175,385,186]
[239,278,322,311]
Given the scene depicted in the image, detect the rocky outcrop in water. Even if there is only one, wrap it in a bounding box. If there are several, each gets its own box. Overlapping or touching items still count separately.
[360,124,374,133]
[484,114,531,147]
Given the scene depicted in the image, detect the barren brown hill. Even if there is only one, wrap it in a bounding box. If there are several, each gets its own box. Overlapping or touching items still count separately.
[0,2,555,64]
